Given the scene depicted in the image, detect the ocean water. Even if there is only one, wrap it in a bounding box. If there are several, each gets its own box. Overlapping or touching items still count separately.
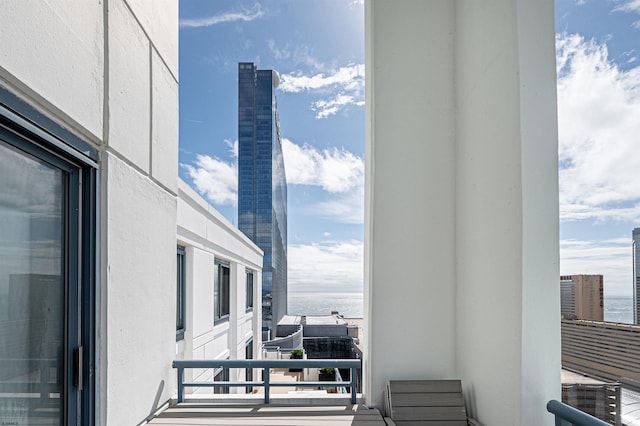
[288,292,363,318]
[604,296,634,324]
[288,293,635,324]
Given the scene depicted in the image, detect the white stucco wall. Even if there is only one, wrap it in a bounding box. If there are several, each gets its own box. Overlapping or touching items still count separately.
[365,1,560,425]
[103,152,177,425]
[177,179,263,394]
[0,1,104,140]
[454,1,560,424]
[365,0,457,409]
[102,2,180,423]
[516,0,561,421]
[1,0,560,423]
[0,1,180,424]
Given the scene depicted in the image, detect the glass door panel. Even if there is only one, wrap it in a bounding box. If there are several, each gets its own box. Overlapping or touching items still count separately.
[0,140,65,425]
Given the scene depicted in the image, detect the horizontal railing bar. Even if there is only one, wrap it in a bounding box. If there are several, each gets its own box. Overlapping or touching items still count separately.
[258,381,350,387]
[173,359,360,369]
[182,382,265,387]
[183,381,352,388]
[174,359,360,405]
[546,400,610,425]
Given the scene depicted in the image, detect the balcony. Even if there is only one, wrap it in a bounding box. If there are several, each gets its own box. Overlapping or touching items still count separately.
[172,359,361,404]
[143,359,616,426]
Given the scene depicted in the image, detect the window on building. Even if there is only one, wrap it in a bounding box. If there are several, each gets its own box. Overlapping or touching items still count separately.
[176,246,186,341]
[246,270,254,311]
[246,340,253,393]
[214,260,230,322]
[0,93,97,424]
[214,365,229,394]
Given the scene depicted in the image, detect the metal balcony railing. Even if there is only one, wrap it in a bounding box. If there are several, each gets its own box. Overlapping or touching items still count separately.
[172,358,360,404]
[546,400,611,426]
[262,324,303,351]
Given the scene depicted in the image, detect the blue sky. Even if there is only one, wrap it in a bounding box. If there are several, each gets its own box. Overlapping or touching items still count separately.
[179,1,640,298]
[556,0,640,296]
[179,1,365,295]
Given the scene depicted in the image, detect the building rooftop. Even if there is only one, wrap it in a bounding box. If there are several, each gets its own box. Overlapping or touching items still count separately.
[279,313,349,326]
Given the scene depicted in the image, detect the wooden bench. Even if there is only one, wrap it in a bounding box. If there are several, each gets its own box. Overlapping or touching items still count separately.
[384,379,483,426]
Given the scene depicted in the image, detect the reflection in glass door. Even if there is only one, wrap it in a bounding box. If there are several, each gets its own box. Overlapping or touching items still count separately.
[0,139,68,425]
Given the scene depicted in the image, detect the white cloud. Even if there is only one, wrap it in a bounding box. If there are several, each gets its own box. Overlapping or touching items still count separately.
[313,94,365,119]
[556,33,640,222]
[226,139,239,158]
[288,240,363,292]
[560,238,632,296]
[311,185,364,224]
[613,0,640,13]
[280,64,364,93]
[281,138,364,193]
[267,39,291,61]
[280,64,365,118]
[267,43,325,72]
[182,154,237,206]
[183,138,364,223]
[180,4,264,28]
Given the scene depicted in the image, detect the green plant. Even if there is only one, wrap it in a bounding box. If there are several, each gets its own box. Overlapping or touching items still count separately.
[290,349,303,359]
[320,368,334,375]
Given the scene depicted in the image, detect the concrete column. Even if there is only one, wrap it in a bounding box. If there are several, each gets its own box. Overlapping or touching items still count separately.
[365,0,457,409]
[365,1,560,424]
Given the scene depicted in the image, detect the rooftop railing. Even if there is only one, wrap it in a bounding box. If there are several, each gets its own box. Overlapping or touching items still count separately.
[262,324,303,351]
[546,400,610,426]
[172,358,360,404]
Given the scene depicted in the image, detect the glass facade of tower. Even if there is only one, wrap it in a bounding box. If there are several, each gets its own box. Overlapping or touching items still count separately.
[238,62,287,334]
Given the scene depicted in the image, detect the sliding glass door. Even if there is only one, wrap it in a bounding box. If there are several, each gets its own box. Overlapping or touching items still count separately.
[0,125,88,425]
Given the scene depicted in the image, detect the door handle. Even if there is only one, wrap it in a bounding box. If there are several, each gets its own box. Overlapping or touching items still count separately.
[73,346,83,390]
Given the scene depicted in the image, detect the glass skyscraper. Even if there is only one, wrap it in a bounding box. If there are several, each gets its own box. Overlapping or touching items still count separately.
[237,62,287,336]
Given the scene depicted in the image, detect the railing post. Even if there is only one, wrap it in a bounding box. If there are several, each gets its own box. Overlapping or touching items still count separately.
[547,399,610,426]
[177,366,184,403]
[264,367,270,404]
[350,366,357,404]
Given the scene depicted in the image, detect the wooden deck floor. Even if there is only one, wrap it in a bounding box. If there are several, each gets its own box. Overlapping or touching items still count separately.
[148,403,387,425]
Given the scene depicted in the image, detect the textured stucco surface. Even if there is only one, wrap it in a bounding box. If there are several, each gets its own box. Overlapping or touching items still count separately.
[365,1,560,424]
[0,1,104,139]
[177,179,263,394]
[104,152,177,425]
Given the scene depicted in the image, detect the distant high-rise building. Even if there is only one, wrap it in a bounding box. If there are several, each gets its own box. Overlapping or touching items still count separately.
[633,228,640,324]
[237,62,288,336]
[560,275,604,321]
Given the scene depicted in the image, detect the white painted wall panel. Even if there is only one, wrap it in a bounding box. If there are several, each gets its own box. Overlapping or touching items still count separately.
[176,179,263,396]
[191,247,214,338]
[178,197,208,240]
[125,0,179,77]
[517,0,562,422]
[366,1,560,424]
[455,1,560,425]
[455,1,523,424]
[192,330,216,353]
[365,0,456,409]
[178,181,263,270]
[104,152,176,425]
[0,1,104,139]
[108,0,150,171]
[205,331,229,360]
[151,50,179,192]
